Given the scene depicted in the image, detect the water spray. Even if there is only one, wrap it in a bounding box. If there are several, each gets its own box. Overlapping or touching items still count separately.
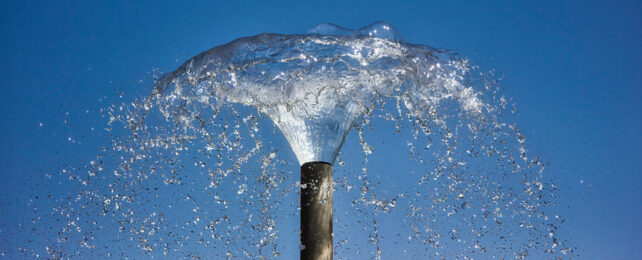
[153,22,558,259]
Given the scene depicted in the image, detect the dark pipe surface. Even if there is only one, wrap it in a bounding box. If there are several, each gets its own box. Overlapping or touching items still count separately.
[300,161,333,260]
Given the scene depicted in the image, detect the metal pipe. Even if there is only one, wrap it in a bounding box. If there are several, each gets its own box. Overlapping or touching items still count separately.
[300,161,333,260]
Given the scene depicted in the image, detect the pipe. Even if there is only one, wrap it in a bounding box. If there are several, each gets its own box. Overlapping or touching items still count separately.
[300,161,333,260]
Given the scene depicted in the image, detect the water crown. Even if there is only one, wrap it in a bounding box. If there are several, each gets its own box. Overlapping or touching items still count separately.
[156,21,481,165]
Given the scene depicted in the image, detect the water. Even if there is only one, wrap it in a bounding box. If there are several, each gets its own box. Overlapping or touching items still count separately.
[9,22,572,259]
[155,22,480,165]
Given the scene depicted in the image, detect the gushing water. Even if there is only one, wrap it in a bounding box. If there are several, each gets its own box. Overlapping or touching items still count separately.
[8,22,572,259]
[156,22,481,165]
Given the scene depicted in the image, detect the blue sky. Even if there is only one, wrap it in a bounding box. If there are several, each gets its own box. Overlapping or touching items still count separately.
[1,0,641,259]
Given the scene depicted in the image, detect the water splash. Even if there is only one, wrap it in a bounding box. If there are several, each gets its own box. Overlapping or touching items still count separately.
[156,21,480,165]
[7,22,573,259]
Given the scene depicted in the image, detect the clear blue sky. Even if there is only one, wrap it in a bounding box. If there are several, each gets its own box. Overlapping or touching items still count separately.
[1,1,640,259]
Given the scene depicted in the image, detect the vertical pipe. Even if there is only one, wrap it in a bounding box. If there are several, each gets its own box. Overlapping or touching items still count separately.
[300,161,333,260]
